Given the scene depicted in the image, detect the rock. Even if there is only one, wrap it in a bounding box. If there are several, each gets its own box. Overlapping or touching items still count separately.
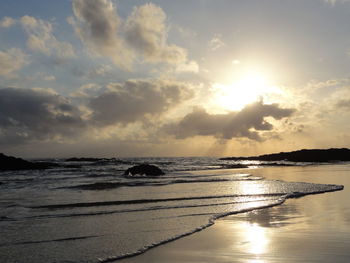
[221,164,248,169]
[0,153,56,171]
[220,148,350,163]
[124,164,165,176]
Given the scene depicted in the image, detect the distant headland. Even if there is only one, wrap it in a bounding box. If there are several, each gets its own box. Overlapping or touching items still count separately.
[0,153,57,171]
[220,148,350,162]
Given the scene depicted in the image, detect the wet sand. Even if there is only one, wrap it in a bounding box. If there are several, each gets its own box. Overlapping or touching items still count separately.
[120,164,350,263]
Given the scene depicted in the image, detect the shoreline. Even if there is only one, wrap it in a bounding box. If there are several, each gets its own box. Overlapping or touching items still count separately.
[120,164,350,263]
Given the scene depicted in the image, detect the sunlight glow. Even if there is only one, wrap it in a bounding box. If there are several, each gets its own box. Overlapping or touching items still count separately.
[211,71,282,111]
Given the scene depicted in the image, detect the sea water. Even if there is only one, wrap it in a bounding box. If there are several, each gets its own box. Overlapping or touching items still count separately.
[0,157,344,262]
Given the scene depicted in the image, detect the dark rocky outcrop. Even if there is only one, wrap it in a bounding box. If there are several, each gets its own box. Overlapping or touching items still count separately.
[221,164,249,169]
[258,162,296,167]
[220,148,350,163]
[0,153,57,171]
[124,164,165,176]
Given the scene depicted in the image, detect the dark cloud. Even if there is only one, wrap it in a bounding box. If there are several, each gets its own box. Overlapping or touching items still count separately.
[0,79,194,148]
[0,87,85,145]
[88,79,194,125]
[164,100,295,141]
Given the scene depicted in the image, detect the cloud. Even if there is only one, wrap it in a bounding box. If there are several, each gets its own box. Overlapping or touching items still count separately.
[88,64,112,78]
[20,16,75,59]
[71,0,193,70]
[325,0,337,5]
[209,35,225,51]
[125,3,187,64]
[71,0,134,70]
[0,48,29,77]
[0,16,16,28]
[175,60,199,73]
[336,99,350,110]
[70,83,101,98]
[0,87,85,146]
[304,78,350,115]
[44,75,56,81]
[88,79,194,125]
[324,0,349,5]
[164,100,295,141]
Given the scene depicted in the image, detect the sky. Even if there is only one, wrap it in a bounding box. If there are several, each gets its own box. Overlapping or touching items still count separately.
[1,0,350,158]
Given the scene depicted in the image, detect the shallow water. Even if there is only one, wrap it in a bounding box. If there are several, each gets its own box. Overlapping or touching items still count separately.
[0,159,345,262]
[121,164,350,263]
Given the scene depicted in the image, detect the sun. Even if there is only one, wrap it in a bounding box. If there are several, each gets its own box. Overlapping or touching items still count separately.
[211,71,279,111]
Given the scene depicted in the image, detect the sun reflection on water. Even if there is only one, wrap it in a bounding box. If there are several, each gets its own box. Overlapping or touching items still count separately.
[227,220,269,263]
[244,222,269,255]
[228,169,274,261]
[248,260,267,263]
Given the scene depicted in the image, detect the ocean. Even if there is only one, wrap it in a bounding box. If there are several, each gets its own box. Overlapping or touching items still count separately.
[0,157,346,263]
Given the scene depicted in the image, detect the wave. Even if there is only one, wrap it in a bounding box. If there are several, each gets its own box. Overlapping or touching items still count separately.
[0,235,100,247]
[25,196,284,220]
[29,193,287,210]
[61,177,259,191]
[98,198,286,262]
